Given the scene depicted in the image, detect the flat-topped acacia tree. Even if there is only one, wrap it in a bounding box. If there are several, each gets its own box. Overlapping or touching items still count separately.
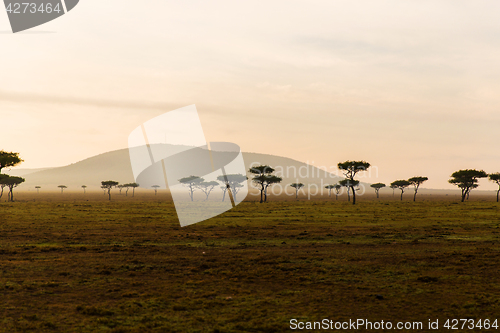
[391,180,411,201]
[58,185,67,194]
[337,160,370,205]
[370,183,386,199]
[198,181,219,200]
[3,176,25,201]
[408,176,428,201]
[449,169,488,202]
[178,176,203,201]
[101,181,119,201]
[489,173,500,202]
[248,165,282,203]
[81,185,87,194]
[325,185,335,198]
[217,174,247,202]
[152,185,160,196]
[35,186,41,194]
[289,183,304,199]
[339,179,359,202]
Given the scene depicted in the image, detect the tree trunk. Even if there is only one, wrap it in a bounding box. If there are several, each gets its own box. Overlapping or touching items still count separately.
[295,189,298,199]
[376,190,379,199]
[400,190,403,201]
[335,193,338,201]
[108,189,111,201]
[328,189,331,197]
[260,184,264,203]
[497,189,499,203]
[461,188,466,202]
[351,186,356,205]
[133,188,135,197]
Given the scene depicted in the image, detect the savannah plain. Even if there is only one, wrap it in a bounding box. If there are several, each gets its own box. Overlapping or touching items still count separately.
[1,191,499,332]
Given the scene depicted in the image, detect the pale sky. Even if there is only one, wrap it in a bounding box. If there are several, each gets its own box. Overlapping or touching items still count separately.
[1,0,500,190]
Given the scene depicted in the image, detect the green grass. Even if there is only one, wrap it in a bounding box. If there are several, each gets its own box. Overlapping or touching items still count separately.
[1,199,500,332]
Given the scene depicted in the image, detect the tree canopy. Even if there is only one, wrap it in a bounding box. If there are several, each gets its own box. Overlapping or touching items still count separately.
[408,176,428,201]
[449,169,487,202]
[370,183,386,198]
[249,165,282,203]
[101,180,119,201]
[337,160,370,205]
[488,173,500,202]
[0,151,23,174]
[179,176,204,201]
[1,176,25,201]
[289,183,304,199]
[390,180,411,201]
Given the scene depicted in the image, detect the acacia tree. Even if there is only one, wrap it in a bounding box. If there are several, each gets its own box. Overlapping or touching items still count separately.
[0,174,9,199]
[4,176,25,201]
[334,184,342,200]
[198,181,219,200]
[390,184,396,197]
[128,183,140,197]
[339,179,359,202]
[449,169,488,202]
[101,180,119,201]
[35,186,41,194]
[0,151,23,174]
[117,184,124,195]
[489,173,500,202]
[337,160,370,205]
[178,176,203,201]
[370,183,386,199]
[81,185,87,194]
[248,165,282,203]
[391,180,411,201]
[289,183,304,199]
[152,185,160,195]
[408,176,428,202]
[58,185,67,194]
[325,185,335,198]
[217,174,247,202]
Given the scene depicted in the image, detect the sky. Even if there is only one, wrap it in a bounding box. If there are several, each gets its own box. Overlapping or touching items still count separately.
[1,0,500,190]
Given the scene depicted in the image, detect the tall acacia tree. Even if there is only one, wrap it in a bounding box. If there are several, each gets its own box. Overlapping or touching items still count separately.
[58,185,67,194]
[198,181,219,200]
[337,160,370,205]
[289,183,304,199]
[178,176,203,201]
[449,169,488,202]
[4,176,25,201]
[390,180,411,201]
[81,185,87,194]
[101,181,119,201]
[325,185,335,198]
[249,165,282,203]
[339,179,359,202]
[0,151,23,174]
[488,173,500,202]
[217,174,247,202]
[334,184,342,200]
[408,176,428,202]
[370,183,386,199]
[35,186,41,194]
[152,185,160,196]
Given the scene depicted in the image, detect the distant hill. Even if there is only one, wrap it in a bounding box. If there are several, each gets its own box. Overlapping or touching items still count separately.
[13,147,350,191]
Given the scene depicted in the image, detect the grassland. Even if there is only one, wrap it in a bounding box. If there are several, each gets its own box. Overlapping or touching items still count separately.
[1,194,500,332]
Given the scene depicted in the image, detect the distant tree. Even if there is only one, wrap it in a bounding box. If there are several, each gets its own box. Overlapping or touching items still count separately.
[152,185,160,195]
[128,183,140,197]
[178,176,203,201]
[370,183,386,199]
[289,183,304,199]
[325,185,335,198]
[101,180,119,201]
[390,184,397,197]
[337,160,370,205]
[3,176,25,201]
[35,186,41,194]
[81,185,87,194]
[339,179,359,202]
[248,165,282,203]
[0,174,9,199]
[489,173,500,202]
[198,181,219,200]
[449,169,488,202]
[117,184,124,195]
[408,176,428,201]
[58,185,67,194]
[0,151,23,174]
[391,180,411,201]
[217,174,247,202]
[334,184,342,200]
